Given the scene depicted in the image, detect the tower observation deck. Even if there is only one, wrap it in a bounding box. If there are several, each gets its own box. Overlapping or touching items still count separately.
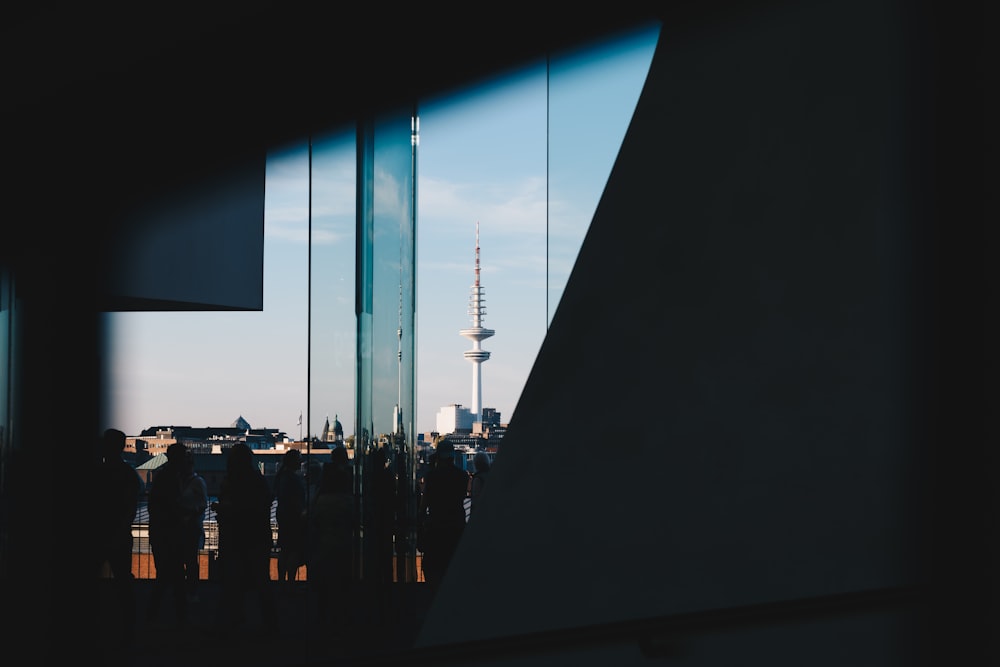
[460,222,495,423]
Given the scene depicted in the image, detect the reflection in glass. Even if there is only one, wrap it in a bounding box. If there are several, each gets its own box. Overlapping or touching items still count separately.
[356,107,418,582]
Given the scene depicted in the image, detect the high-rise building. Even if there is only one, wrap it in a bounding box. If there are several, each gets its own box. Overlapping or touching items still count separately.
[436,403,472,435]
[459,222,495,424]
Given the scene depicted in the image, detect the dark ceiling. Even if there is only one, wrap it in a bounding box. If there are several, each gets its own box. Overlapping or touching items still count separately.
[1,3,683,267]
[7,0,973,263]
[4,4,663,192]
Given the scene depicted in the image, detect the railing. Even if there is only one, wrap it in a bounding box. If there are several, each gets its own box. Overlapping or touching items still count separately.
[125,497,432,582]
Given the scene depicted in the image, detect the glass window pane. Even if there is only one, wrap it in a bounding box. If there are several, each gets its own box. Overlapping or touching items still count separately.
[548,23,660,325]
[417,66,548,434]
[308,130,356,447]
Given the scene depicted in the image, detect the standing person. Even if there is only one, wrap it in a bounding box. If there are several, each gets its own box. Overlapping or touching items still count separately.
[179,449,208,602]
[469,451,491,518]
[95,428,143,648]
[309,449,356,631]
[370,445,397,586]
[370,445,398,626]
[146,441,189,628]
[212,442,277,632]
[418,438,470,592]
[272,448,307,582]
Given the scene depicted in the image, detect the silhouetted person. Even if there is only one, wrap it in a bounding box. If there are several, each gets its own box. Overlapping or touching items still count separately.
[309,450,356,633]
[415,452,435,557]
[371,445,397,586]
[392,444,412,585]
[469,451,491,518]
[369,444,398,626]
[179,448,208,602]
[95,428,142,647]
[212,442,277,632]
[418,438,469,592]
[146,441,189,627]
[273,448,307,582]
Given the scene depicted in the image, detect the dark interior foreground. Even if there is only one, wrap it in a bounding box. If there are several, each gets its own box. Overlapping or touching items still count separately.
[1,1,990,666]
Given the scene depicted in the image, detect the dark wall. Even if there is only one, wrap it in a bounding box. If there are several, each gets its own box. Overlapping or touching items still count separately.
[418,1,987,665]
[100,159,266,311]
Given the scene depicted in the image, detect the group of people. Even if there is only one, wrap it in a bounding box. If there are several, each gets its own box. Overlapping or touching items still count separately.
[132,438,359,633]
[95,428,494,642]
[94,429,212,643]
[273,437,496,606]
[418,438,491,592]
[271,445,356,627]
[270,436,495,604]
[96,431,277,634]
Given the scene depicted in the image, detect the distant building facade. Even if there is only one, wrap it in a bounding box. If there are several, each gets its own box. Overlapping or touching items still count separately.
[434,404,505,450]
[127,416,289,458]
[436,404,472,434]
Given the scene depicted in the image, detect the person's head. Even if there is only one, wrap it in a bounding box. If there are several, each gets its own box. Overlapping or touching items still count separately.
[435,438,455,463]
[102,428,126,460]
[474,451,491,474]
[331,445,349,468]
[227,442,253,472]
[282,448,302,471]
[166,441,187,463]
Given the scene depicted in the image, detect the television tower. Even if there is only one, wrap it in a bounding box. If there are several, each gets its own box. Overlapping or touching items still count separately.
[460,222,495,424]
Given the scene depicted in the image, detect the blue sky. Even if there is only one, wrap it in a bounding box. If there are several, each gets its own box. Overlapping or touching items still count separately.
[105,23,659,439]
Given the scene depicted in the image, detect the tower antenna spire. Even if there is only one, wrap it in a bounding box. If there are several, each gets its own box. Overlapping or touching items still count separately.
[460,221,495,424]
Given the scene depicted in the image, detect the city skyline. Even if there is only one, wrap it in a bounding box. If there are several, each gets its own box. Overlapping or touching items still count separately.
[103,24,659,439]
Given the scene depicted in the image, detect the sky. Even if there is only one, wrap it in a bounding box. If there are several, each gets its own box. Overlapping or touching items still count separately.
[104,23,660,440]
